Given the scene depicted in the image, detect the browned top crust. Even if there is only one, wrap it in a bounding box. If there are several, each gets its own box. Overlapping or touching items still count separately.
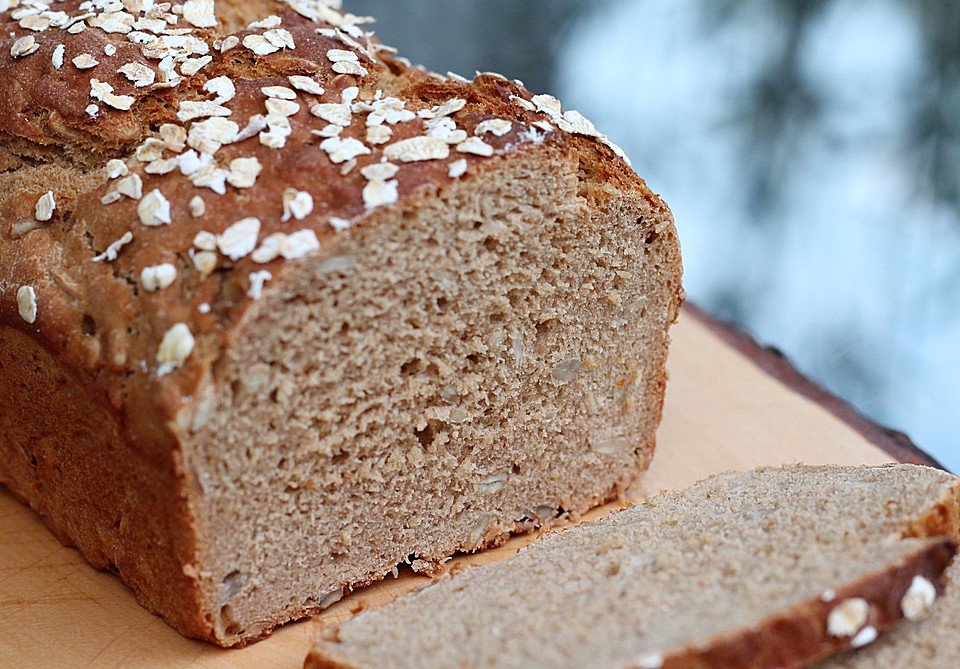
[0,1,655,453]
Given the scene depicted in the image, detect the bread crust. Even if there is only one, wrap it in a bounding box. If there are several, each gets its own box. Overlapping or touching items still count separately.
[650,538,956,669]
[0,0,682,646]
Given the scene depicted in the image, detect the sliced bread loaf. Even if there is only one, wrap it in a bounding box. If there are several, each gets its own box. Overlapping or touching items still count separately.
[305,464,960,669]
[0,0,682,645]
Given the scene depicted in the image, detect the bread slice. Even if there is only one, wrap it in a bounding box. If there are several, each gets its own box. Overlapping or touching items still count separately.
[0,0,682,646]
[814,559,960,667]
[305,464,960,669]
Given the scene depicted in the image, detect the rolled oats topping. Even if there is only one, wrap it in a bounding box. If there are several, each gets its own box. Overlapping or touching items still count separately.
[310,102,352,127]
[281,230,321,259]
[159,124,188,153]
[182,0,218,29]
[72,53,100,69]
[187,117,240,155]
[141,263,178,292]
[227,157,263,189]
[189,195,207,218]
[177,100,232,123]
[11,35,40,58]
[456,137,495,157]
[448,159,468,178]
[900,575,937,621]
[288,75,324,95]
[247,270,273,300]
[137,189,172,227]
[105,159,129,179]
[281,189,314,222]
[321,136,371,164]
[475,119,513,137]
[0,0,631,373]
[827,598,870,638]
[418,98,467,120]
[262,85,298,100]
[17,285,38,324]
[52,43,65,69]
[35,191,56,222]
[218,218,262,261]
[383,136,449,163]
[92,231,134,263]
[157,323,195,376]
[116,174,144,200]
[366,125,392,145]
[361,162,399,210]
[90,78,135,111]
[265,98,300,118]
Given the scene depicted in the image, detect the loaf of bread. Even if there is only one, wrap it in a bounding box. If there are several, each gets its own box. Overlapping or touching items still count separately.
[0,0,683,647]
[305,465,960,669]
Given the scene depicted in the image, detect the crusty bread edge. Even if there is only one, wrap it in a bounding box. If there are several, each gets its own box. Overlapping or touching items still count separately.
[653,538,957,669]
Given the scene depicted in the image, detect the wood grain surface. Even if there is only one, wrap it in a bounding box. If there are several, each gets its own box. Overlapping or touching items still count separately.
[0,308,907,668]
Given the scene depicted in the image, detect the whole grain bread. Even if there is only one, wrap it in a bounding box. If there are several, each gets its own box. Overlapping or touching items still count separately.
[305,464,960,669]
[0,0,683,647]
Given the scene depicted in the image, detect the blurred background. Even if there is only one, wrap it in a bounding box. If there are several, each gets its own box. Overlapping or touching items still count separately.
[350,0,959,471]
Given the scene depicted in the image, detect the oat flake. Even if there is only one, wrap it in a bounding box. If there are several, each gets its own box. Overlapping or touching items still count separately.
[218,218,261,261]
[35,191,56,222]
[247,270,273,300]
[92,232,134,263]
[138,189,172,227]
[157,324,195,377]
[141,264,178,292]
[17,286,37,324]
[282,189,314,221]
[384,136,449,163]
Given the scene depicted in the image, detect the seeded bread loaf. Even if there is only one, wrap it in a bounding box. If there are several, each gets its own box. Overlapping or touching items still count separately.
[305,464,960,669]
[0,0,683,647]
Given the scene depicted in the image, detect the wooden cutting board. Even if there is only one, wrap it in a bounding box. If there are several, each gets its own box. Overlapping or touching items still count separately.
[0,307,930,668]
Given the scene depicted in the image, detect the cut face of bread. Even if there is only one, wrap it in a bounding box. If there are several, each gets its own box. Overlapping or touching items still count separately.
[0,0,682,647]
[181,134,680,643]
[306,465,960,669]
